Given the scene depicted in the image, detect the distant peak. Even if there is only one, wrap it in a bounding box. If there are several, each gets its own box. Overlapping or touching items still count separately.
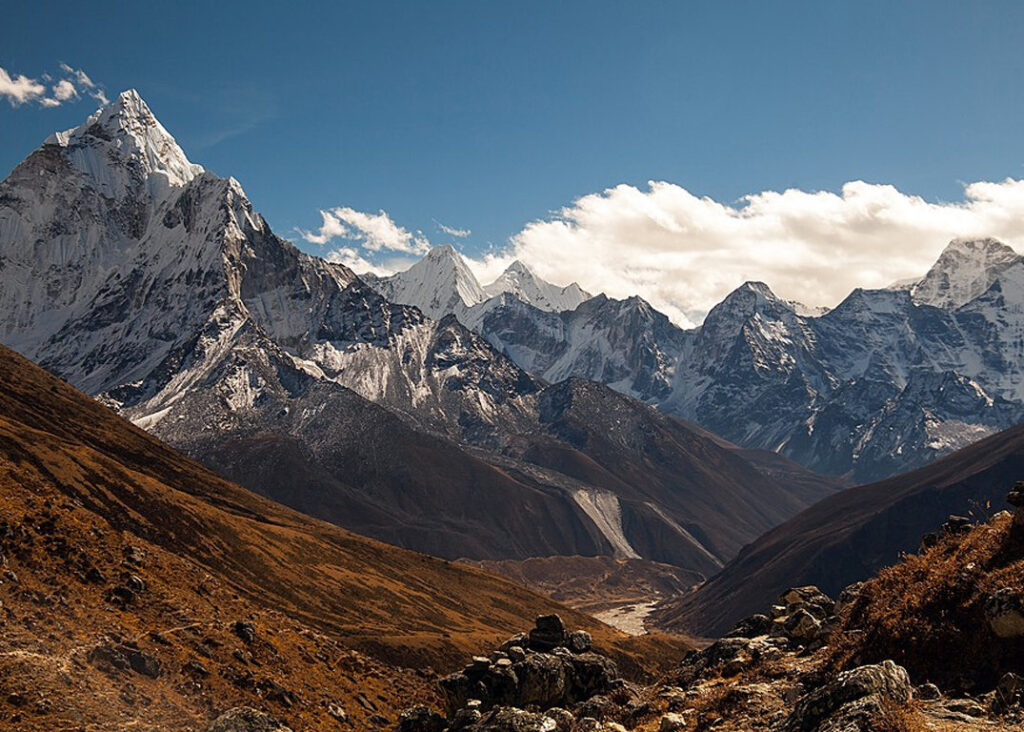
[43,88,202,195]
[910,237,1022,308]
[426,244,459,259]
[505,259,533,275]
[112,88,147,114]
[84,89,160,138]
[944,236,1015,254]
[733,281,780,300]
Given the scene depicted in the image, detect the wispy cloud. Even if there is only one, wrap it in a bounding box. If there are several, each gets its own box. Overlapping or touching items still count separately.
[435,220,471,238]
[300,207,430,256]
[0,63,109,108]
[0,68,46,106]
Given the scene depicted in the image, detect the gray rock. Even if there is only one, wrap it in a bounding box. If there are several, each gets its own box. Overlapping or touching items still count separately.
[514,653,568,708]
[451,708,482,728]
[833,583,864,617]
[778,586,835,620]
[529,615,566,652]
[470,706,557,731]
[941,515,972,535]
[784,608,823,644]
[499,634,529,653]
[985,589,1024,638]
[87,643,130,673]
[566,630,592,654]
[204,707,292,732]
[726,613,773,638]
[233,621,257,644]
[994,672,1024,712]
[915,682,941,700]
[783,660,912,732]
[659,713,688,731]
[398,706,448,732]
[124,647,161,678]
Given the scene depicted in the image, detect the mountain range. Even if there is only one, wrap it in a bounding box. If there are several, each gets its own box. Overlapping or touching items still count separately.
[0,91,841,580]
[364,235,1024,484]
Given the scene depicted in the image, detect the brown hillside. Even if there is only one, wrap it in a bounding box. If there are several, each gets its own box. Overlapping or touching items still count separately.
[655,423,1024,637]
[0,344,688,730]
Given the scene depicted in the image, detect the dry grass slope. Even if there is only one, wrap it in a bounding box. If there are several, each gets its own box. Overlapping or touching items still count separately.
[0,344,690,729]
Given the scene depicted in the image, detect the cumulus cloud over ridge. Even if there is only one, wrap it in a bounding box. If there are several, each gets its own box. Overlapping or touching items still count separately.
[506,178,1024,326]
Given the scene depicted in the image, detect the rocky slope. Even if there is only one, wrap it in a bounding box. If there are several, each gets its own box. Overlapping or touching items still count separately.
[401,494,1024,730]
[0,342,689,731]
[384,239,1024,483]
[0,91,837,576]
[652,421,1024,638]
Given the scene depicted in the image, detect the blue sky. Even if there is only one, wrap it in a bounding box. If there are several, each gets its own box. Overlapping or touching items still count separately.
[3,1,1024,320]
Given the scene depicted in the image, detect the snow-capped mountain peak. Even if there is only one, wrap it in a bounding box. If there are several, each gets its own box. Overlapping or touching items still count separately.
[45,89,202,198]
[362,247,592,321]
[483,260,591,312]
[910,237,1022,309]
[363,245,487,320]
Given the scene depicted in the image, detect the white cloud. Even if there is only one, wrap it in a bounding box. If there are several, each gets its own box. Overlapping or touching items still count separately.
[0,63,107,109]
[325,246,392,276]
[508,179,1024,326]
[0,67,47,106]
[300,206,430,255]
[461,251,516,286]
[436,220,471,238]
[52,79,77,101]
[60,62,95,89]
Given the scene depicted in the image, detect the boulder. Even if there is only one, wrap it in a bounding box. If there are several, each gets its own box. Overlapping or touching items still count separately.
[451,707,483,729]
[566,630,592,654]
[941,515,972,535]
[984,589,1024,638]
[994,672,1024,712]
[726,612,773,638]
[440,671,486,715]
[833,583,864,617]
[778,586,835,620]
[204,707,292,732]
[124,647,161,678]
[514,653,569,708]
[398,706,448,732]
[499,634,529,653]
[659,713,688,731]
[677,636,774,685]
[529,615,566,652]
[783,660,911,732]
[470,706,558,731]
[233,621,257,644]
[784,609,823,644]
[87,643,130,673]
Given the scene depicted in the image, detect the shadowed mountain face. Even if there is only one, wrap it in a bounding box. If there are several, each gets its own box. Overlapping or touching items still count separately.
[0,341,691,729]
[0,91,839,577]
[653,421,1024,638]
